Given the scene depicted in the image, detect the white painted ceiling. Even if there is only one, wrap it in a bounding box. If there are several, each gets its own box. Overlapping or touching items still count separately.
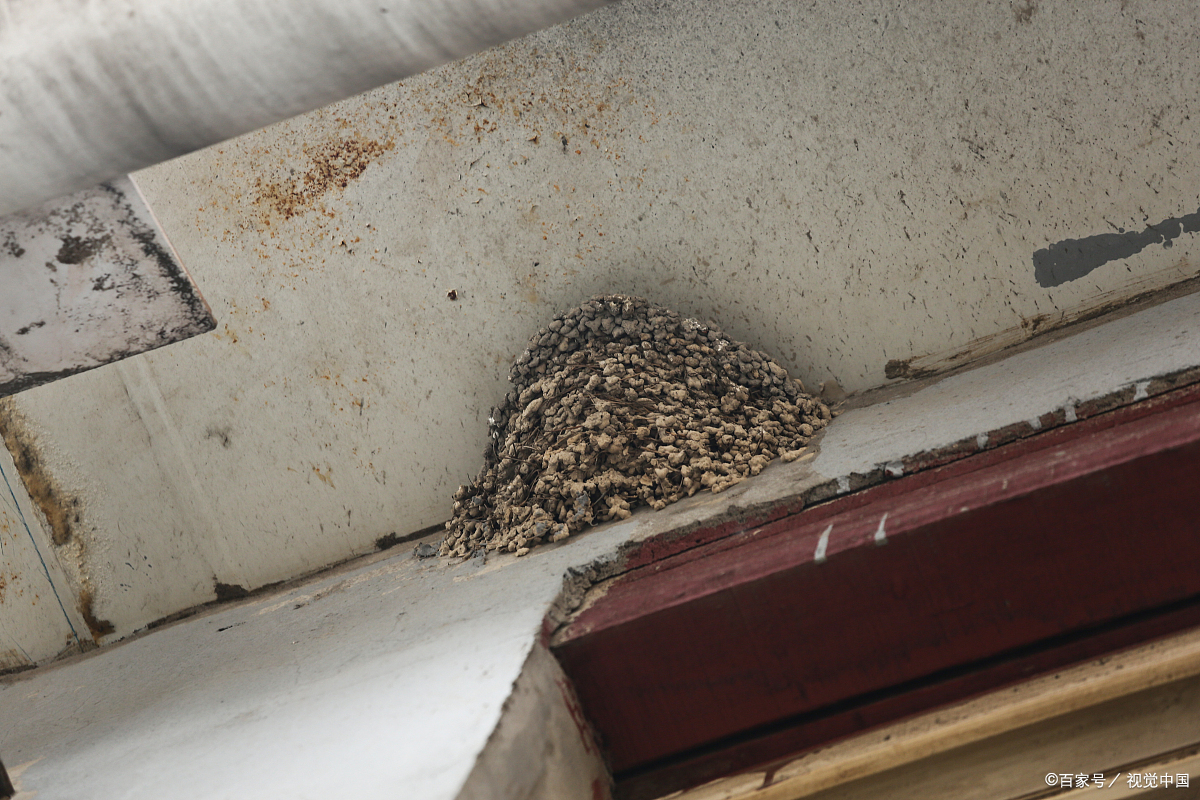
[3,0,1199,655]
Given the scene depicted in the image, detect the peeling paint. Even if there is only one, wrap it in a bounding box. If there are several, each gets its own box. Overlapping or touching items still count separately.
[0,177,215,396]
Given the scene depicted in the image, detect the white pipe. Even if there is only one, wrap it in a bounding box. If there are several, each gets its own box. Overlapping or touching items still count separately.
[0,0,615,216]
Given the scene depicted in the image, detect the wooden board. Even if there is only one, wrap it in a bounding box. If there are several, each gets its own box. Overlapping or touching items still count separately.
[551,383,1200,799]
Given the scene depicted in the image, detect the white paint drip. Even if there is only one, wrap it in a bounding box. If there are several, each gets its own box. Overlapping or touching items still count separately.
[1134,380,1151,401]
[814,524,832,564]
[874,512,889,545]
[976,432,989,450]
[837,476,850,494]
[885,461,903,477]
[1028,416,1043,431]
[1064,403,1077,423]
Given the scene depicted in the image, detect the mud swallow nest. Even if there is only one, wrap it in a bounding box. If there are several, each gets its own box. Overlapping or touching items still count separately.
[440,295,831,557]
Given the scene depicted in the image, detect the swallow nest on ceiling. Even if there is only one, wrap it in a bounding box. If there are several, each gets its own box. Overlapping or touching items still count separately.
[440,294,832,557]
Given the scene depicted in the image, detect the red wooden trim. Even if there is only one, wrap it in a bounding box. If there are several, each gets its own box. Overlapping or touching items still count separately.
[612,600,1200,800]
[551,383,1200,798]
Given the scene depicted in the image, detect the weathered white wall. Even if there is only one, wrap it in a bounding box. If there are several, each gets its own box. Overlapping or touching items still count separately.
[4,289,1200,799]
[3,0,1200,653]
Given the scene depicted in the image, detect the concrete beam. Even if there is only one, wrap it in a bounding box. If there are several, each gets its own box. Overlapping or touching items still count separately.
[0,0,615,215]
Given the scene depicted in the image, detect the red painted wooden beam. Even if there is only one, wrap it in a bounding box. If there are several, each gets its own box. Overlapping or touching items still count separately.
[551,384,1200,799]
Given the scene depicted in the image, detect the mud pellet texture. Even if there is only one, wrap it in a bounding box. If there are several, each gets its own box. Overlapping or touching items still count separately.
[440,295,831,557]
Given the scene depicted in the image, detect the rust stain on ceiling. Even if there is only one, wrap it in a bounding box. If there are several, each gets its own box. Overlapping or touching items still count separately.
[253,135,396,220]
[77,587,115,638]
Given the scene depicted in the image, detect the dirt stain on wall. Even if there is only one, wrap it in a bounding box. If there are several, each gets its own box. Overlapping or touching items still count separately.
[0,399,81,546]
[0,398,114,640]
[254,135,396,220]
[78,587,115,637]
[213,580,251,602]
[884,358,938,381]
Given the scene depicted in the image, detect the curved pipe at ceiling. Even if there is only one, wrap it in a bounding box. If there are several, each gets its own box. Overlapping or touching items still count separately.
[0,0,614,216]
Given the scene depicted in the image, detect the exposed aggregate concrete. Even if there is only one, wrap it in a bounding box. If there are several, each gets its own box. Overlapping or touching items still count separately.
[440,295,831,557]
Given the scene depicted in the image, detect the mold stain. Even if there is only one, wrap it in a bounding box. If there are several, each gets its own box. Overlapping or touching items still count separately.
[213,580,251,601]
[0,399,82,546]
[78,587,115,638]
[2,230,25,258]
[0,649,35,676]
[374,531,401,551]
[0,398,110,643]
[55,233,108,265]
[2,179,215,397]
[884,359,938,381]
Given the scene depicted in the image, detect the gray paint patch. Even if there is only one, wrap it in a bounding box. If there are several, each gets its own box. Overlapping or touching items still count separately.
[1034,208,1200,287]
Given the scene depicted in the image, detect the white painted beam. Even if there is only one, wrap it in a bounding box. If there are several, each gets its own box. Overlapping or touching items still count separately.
[0,0,616,215]
[0,523,627,800]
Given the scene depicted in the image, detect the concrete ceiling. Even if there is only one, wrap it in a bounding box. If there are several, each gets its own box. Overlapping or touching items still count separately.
[2,0,1199,656]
